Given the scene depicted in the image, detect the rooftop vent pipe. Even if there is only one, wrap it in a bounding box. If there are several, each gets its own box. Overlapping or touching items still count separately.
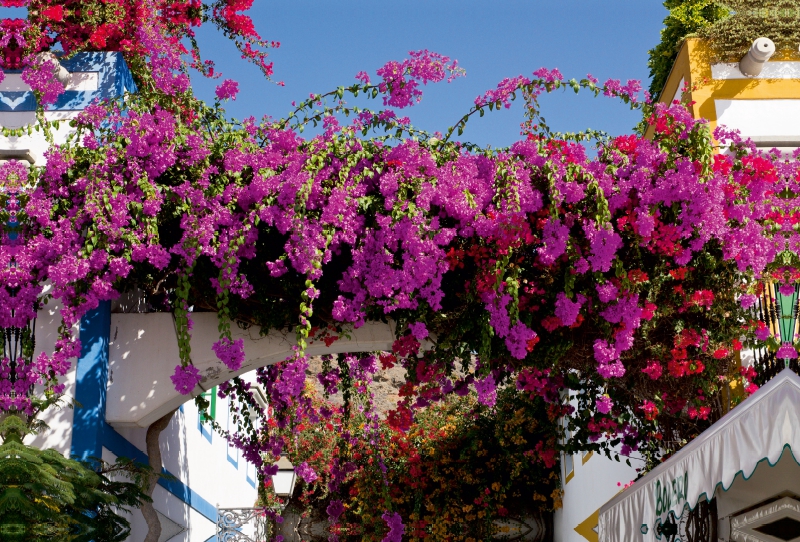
[739,37,776,77]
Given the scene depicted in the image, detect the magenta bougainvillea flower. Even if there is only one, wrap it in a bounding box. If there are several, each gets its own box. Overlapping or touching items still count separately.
[3,2,799,535]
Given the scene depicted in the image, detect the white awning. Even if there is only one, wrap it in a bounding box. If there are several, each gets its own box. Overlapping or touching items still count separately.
[598,368,800,541]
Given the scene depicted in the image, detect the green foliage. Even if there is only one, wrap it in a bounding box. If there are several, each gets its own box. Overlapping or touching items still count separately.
[0,415,151,542]
[698,1,800,61]
[280,386,561,540]
[648,0,729,98]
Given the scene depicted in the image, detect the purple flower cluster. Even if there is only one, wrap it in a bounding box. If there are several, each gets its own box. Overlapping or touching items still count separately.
[554,292,584,327]
[215,78,240,101]
[295,461,318,483]
[171,364,202,395]
[375,50,464,108]
[475,375,497,407]
[326,499,345,520]
[596,395,613,414]
[381,511,405,542]
[212,337,246,371]
[21,54,66,105]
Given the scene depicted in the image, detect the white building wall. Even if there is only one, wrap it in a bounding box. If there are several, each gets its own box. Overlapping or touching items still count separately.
[114,387,260,541]
[26,294,76,455]
[103,446,218,542]
[715,99,800,142]
[1,54,260,541]
[555,447,642,542]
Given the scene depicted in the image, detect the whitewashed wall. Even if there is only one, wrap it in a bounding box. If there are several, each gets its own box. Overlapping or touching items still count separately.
[555,445,642,542]
[114,387,260,541]
[26,294,76,454]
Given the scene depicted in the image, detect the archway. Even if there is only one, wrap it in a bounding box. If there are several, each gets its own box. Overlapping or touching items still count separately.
[105,311,399,428]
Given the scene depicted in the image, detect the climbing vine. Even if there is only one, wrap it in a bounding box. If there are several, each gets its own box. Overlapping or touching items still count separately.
[0,1,799,538]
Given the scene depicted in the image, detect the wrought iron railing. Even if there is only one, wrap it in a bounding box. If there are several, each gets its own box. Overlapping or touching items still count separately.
[751,347,800,386]
[1,320,37,406]
[216,507,271,542]
[655,498,717,542]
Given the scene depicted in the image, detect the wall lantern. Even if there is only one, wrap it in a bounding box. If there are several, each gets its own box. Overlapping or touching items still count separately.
[739,37,775,77]
[270,455,296,500]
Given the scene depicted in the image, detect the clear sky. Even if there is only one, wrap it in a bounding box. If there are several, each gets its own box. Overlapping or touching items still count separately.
[190,0,669,148]
[0,1,670,147]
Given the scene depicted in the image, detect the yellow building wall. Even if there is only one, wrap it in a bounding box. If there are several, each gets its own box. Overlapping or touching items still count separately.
[646,38,800,140]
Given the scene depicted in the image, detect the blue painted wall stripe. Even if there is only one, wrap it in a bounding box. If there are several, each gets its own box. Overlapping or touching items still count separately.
[0,52,138,112]
[71,301,217,523]
[71,301,111,463]
[102,423,218,522]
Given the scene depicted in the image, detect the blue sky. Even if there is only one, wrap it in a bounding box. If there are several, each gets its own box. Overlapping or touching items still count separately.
[190,1,669,148]
[0,1,670,147]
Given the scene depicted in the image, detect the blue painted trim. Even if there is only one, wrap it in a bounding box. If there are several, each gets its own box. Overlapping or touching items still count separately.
[227,449,239,468]
[0,52,137,112]
[70,302,218,523]
[71,301,111,463]
[246,463,257,488]
[199,411,213,443]
[102,422,218,523]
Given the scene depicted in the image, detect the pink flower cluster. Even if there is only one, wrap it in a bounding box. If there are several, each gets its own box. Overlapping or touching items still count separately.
[375,50,464,108]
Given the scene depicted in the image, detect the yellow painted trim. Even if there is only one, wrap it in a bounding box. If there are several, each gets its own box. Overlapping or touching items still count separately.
[649,38,800,143]
[565,468,574,484]
[582,450,593,464]
[659,39,692,105]
[645,40,692,140]
[574,508,600,542]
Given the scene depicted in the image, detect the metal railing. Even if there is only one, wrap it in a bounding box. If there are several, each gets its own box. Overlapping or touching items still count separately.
[216,507,271,542]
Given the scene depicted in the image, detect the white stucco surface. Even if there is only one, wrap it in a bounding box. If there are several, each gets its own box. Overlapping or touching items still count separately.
[106,312,399,427]
[108,390,260,541]
[715,99,800,139]
[26,295,77,455]
[711,62,800,80]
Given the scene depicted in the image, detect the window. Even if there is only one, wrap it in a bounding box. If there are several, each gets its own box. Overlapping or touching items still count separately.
[198,386,216,442]
[226,399,239,468]
[199,386,217,422]
[582,450,593,464]
[563,417,574,483]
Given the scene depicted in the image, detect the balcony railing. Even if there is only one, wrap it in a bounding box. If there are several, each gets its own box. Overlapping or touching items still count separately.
[216,507,271,542]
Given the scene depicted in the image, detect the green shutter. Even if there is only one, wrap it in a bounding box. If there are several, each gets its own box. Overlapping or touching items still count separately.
[200,387,217,423]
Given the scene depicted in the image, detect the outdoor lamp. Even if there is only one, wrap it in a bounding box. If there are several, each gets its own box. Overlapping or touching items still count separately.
[739,37,775,77]
[270,455,296,499]
[35,52,71,87]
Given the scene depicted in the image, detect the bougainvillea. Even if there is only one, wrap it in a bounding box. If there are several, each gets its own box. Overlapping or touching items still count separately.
[2,1,800,538]
[269,382,562,540]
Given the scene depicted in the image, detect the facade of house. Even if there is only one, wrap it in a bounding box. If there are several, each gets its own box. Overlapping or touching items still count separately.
[0,54,261,541]
[5,35,800,542]
[555,37,800,542]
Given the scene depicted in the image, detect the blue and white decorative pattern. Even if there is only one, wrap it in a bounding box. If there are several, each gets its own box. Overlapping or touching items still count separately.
[0,52,136,112]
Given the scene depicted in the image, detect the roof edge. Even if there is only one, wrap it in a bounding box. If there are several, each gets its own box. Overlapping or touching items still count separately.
[599,368,800,516]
